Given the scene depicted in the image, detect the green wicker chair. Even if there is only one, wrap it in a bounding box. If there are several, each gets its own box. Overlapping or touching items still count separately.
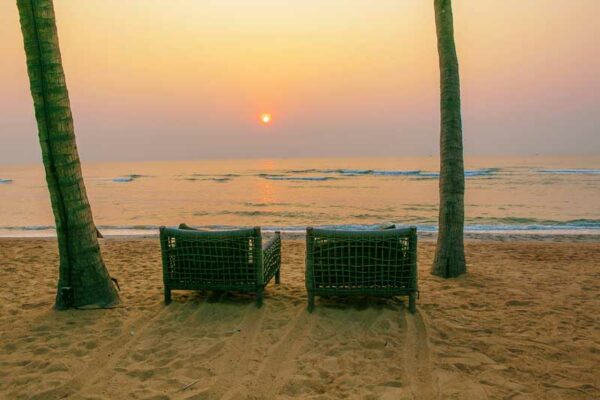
[305,226,418,313]
[159,226,281,307]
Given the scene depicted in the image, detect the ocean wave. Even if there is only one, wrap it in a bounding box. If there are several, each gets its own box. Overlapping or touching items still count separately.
[372,170,422,176]
[192,173,240,177]
[415,168,500,179]
[113,174,146,183]
[2,218,598,235]
[185,176,232,182]
[414,172,439,178]
[187,173,240,179]
[282,168,499,178]
[244,202,303,207]
[465,168,500,177]
[171,168,502,182]
[219,210,330,219]
[539,169,600,175]
[285,168,422,176]
[0,225,55,231]
[260,174,336,181]
[0,178,13,184]
[285,169,328,174]
[0,225,165,231]
[466,218,600,229]
[332,169,373,176]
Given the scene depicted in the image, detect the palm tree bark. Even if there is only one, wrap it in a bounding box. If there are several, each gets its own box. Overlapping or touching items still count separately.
[17,0,120,308]
[432,0,467,278]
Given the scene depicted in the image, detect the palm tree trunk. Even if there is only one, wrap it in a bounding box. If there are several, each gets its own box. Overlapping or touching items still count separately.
[431,0,467,278]
[17,0,120,308]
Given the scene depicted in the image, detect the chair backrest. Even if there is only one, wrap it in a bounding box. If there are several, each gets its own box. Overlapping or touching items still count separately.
[306,227,417,291]
[160,227,263,288]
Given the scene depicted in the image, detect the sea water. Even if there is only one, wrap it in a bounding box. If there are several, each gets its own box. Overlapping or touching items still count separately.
[0,155,598,237]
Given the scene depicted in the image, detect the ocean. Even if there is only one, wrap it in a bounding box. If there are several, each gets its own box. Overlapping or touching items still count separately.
[0,155,599,237]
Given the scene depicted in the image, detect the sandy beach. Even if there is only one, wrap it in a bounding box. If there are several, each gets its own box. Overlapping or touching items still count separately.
[3,1,599,399]
[1,237,598,399]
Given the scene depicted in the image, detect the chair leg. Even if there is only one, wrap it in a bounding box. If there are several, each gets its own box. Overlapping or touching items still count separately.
[307,292,315,313]
[164,287,172,305]
[409,292,416,314]
[256,287,264,308]
[275,268,281,284]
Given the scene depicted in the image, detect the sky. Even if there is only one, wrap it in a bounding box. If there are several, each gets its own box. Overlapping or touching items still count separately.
[0,0,599,164]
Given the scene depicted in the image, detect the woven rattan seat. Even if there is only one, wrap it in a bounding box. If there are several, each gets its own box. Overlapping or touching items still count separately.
[159,226,281,307]
[305,226,418,313]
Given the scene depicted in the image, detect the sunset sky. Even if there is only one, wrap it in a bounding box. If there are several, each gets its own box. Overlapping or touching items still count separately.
[1,0,598,164]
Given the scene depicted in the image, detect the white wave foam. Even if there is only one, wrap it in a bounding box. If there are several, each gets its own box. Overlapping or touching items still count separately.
[262,175,335,181]
[113,176,134,182]
[112,174,146,183]
[2,219,599,238]
[539,169,600,175]
[280,168,498,179]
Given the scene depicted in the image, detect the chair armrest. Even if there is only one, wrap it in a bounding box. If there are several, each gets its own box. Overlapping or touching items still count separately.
[262,232,281,284]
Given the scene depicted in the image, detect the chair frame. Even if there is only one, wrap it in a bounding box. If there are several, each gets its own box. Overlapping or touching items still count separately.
[305,226,418,313]
[159,226,281,307]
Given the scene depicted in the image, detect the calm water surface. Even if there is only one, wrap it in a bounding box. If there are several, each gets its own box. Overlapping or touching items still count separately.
[0,156,599,236]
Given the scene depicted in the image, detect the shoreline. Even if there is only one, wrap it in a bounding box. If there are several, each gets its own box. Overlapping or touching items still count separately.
[1,231,599,243]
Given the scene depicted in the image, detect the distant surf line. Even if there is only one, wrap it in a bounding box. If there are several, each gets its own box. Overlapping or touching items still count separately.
[2,218,599,238]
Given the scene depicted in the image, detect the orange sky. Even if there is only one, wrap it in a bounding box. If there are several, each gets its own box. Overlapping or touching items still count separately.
[0,0,598,163]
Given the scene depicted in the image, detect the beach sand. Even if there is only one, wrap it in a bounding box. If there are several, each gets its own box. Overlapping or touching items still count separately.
[0,237,598,399]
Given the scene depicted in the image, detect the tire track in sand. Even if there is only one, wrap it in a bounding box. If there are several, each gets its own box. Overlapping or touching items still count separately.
[30,302,172,399]
[202,304,269,399]
[402,309,438,399]
[71,301,203,397]
[221,306,315,400]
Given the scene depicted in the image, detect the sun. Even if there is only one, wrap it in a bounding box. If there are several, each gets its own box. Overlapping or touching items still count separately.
[260,113,272,124]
